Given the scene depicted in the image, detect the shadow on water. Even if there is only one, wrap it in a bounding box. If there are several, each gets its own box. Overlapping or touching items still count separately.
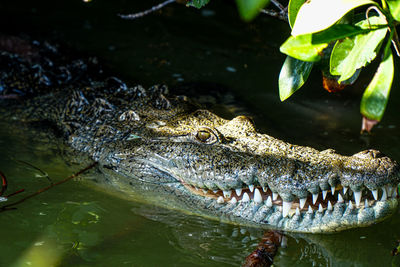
[1,0,400,266]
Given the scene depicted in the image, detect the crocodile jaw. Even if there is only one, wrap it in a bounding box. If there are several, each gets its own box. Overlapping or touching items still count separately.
[183,181,399,233]
[121,139,400,233]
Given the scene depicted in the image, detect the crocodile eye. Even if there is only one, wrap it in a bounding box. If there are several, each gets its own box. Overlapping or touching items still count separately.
[194,127,219,144]
[196,130,211,142]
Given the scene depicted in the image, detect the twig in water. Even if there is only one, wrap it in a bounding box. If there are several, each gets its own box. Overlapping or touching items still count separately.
[0,171,24,203]
[242,230,284,267]
[0,162,97,212]
[118,0,176,20]
[0,171,7,196]
[5,189,25,198]
[14,159,52,184]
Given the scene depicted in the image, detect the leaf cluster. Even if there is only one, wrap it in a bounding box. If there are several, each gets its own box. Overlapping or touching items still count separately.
[186,0,400,127]
[279,0,400,124]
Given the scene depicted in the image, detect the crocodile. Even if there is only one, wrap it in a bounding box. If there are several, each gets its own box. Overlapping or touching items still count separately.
[1,36,399,233]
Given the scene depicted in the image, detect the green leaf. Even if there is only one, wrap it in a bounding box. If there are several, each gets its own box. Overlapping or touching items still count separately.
[186,0,210,8]
[236,0,270,21]
[387,0,400,21]
[280,34,328,62]
[280,24,374,63]
[279,56,313,101]
[291,0,376,36]
[312,24,370,44]
[360,39,394,121]
[288,0,306,29]
[330,16,388,82]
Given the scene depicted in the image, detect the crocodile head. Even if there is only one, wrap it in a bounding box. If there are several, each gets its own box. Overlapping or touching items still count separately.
[102,109,400,233]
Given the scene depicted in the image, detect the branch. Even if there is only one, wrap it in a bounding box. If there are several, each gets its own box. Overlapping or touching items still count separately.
[0,171,7,196]
[0,171,25,203]
[271,0,286,12]
[15,159,52,184]
[118,0,176,20]
[0,162,97,212]
[242,230,284,267]
[260,0,288,22]
[260,9,288,22]
[5,189,25,198]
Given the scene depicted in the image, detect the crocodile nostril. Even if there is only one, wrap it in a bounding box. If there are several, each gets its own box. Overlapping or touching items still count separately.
[353,149,385,159]
[366,149,384,159]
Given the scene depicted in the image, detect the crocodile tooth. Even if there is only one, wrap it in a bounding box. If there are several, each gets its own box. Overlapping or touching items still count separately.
[212,190,218,194]
[322,190,327,200]
[354,191,361,207]
[254,188,262,204]
[262,187,267,192]
[235,188,242,196]
[242,192,250,202]
[307,206,313,214]
[202,189,208,194]
[231,229,239,237]
[365,199,369,208]
[312,194,318,205]
[272,192,279,201]
[338,194,344,203]
[331,186,335,195]
[348,200,353,209]
[223,190,232,198]
[299,198,306,209]
[327,201,333,211]
[318,204,323,213]
[217,196,224,204]
[387,185,393,197]
[282,201,292,217]
[393,188,398,198]
[295,207,300,216]
[371,189,378,200]
[229,197,237,204]
[248,185,255,192]
[381,187,387,201]
[343,186,348,195]
[281,236,288,247]
[266,196,273,207]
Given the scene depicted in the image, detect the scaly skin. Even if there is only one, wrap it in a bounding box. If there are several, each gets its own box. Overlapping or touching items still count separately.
[1,38,399,233]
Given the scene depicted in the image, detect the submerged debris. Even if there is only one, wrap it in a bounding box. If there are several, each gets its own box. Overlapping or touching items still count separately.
[0,162,97,212]
[243,231,283,267]
[0,170,24,203]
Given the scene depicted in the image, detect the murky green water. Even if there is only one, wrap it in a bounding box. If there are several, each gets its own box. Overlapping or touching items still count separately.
[1,0,400,266]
